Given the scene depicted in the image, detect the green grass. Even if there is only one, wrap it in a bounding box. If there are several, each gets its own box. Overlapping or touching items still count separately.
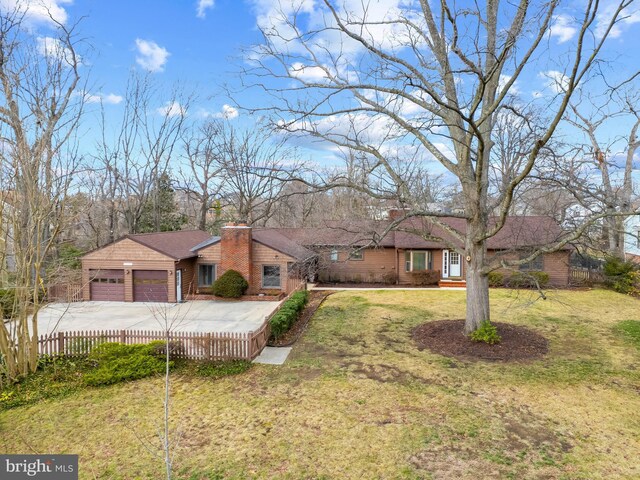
[615,320,640,350]
[1,289,639,479]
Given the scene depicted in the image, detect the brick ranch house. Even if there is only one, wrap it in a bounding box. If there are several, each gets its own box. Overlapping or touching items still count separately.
[81,225,315,303]
[81,216,571,302]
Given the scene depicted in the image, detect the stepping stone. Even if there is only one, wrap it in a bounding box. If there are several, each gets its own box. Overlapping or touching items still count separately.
[253,346,292,365]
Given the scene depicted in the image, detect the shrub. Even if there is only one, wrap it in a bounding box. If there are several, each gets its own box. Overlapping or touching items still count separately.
[83,342,169,386]
[603,257,640,295]
[507,271,549,289]
[211,269,249,298]
[269,290,309,339]
[148,340,185,358]
[469,320,501,345]
[409,270,440,286]
[381,272,396,285]
[1,357,90,410]
[487,272,504,287]
[529,271,550,288]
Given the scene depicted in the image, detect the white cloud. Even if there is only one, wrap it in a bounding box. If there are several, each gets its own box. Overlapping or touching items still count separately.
[499,74,520,95]
[539,70,570,94]
[215,104,239,119]
[196,104,239,119]
[196,0,214,18]
[84,92,123,105]
[157,101,187,117]
[595,2,640,39]
[548,14,577,43]
[249,0,428,61]
[0,0,71,25]
[135,39,170,73]
[36,36,78,66]
[288,62,332,82]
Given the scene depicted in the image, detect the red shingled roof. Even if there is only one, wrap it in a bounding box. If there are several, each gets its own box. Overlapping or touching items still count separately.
[253,229,317,260]
[273,216,568,251]
[393,216,568,250]
[275,220,396,248]
[128,230,212,260]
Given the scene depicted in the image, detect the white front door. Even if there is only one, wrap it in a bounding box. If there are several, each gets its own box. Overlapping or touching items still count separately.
[449,251,461,277]
[443,250,462,278]
[176,269,183,303]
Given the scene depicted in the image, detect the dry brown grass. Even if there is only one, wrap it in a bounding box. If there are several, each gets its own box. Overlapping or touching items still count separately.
[1,288,639,479]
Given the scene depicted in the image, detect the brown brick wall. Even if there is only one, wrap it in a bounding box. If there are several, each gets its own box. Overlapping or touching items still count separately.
[540,251,570,286]
[397,249,447,284]
[488,250,570,286]
[318,248,397,283]
[196,238,296,294]
[250,242,295,294]
[219,225,253,287]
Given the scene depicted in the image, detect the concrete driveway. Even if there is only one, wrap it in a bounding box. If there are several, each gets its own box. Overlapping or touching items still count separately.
[36,300,281,335]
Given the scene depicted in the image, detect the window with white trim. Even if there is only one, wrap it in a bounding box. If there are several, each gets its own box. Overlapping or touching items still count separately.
[405,251,432,271]
[262,265,281,288]
[330,249,339,262]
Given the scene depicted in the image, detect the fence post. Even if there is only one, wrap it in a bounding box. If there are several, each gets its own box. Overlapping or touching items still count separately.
[57,331,64,355]
[207,332,212,360]
[120,329,126,344]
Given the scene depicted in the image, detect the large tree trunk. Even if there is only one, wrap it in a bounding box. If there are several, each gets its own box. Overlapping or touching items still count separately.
[604,214,625,258]
[465,225,490,333]
[198,200,208,231]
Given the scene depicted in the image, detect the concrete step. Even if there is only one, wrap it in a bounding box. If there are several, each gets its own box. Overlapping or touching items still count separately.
[438,280,467,288]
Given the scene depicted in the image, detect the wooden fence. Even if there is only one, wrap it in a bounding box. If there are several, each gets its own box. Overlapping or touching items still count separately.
[38,323,271,361]
[285,276,306,294]
[569,268,604,285]
[47,283,83,303]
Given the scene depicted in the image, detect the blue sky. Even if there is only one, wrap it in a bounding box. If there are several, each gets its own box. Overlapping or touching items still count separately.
[8,0,640,175]
[73,0,261,119]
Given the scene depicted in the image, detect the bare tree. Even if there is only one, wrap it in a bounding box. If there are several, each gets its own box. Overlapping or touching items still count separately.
[215,121,304,226]
[177,120,225,230]
[242,0,637,333]
[91,73,192,238]
[0,5,85,381]
[563,78,640,257]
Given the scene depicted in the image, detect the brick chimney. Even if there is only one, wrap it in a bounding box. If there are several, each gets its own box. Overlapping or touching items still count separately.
[220,222,253,287]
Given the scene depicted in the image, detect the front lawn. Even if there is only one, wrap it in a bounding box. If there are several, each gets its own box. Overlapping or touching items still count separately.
[1,289,639,479]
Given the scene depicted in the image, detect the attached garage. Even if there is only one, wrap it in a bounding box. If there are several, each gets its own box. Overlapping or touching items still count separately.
[133,270,168,303]
[89,269,125,301]
[81,230,211,303]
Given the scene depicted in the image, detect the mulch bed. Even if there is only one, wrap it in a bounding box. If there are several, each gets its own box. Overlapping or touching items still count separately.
[268,290,334,347]
[412,319,548,362]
